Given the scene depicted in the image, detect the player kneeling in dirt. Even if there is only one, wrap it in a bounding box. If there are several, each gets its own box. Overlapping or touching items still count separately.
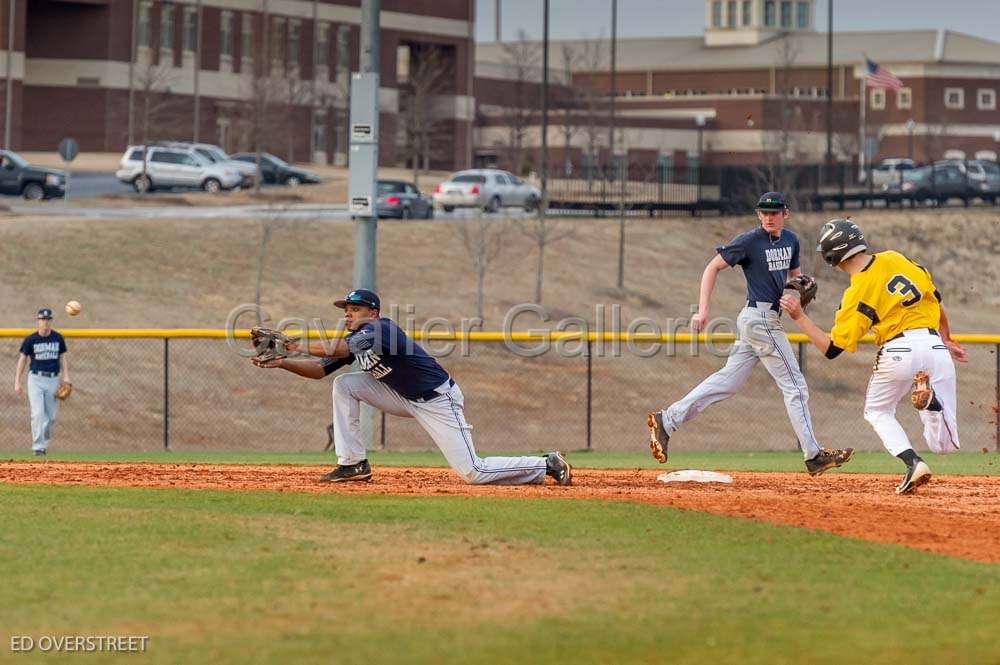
[780,219,967,494]
[250,289,571,486]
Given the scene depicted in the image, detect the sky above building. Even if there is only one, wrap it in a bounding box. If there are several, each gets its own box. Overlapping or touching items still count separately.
[474,0,998,43]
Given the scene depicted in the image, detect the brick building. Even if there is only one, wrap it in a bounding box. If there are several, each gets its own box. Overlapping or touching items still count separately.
[475,0,1000,173]
[0,0,475,168]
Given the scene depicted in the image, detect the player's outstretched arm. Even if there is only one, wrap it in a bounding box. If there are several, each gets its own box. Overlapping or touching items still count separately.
[251,357,327,379]
[287,338,352,359]
[779,294,833,356]
[938,306,967,363]
[692,254,729,332]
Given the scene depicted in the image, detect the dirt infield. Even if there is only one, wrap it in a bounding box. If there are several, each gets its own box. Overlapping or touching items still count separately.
[2,461,998,564]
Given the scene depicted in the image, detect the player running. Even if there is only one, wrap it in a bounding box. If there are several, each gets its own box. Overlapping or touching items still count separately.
[251,289,572,486]
[780,218,966,494]
[646,192,854,476]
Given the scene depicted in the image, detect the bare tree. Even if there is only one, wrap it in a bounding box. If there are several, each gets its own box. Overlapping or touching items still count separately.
[399,45,454,189]
[573,37,608,190]
[520,217,574,305]
[499,30,539,175]
[555,43,584,177]
[455,219,507,320]
[131,58,184,194]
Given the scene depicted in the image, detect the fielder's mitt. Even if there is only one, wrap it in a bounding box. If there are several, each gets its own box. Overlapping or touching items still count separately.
[55,382,72,401]
[250,326,300,363]
[784,275,818,309]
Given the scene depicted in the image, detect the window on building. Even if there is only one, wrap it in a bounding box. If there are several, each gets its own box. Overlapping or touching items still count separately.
[138,1,152,47]
[712,1,722,28]
[220,11,234,58]
[242,14,253,65]
[896,87,912,109]
[764,1,776,26]
[978,88,996,110]
[742,0,752,25]
[396,44,410,83]
[870,89,886,110]
[183,7,198,53]
[271,17,286,64]
[796,2,809,28]
[726,1,736,27]
[944,87,964,109]
[288,19,301,68]
[160,4,175,54]
[316,22,330,67]
[780,1,792,28]
[312,111,327,158]
[657,153,674,183]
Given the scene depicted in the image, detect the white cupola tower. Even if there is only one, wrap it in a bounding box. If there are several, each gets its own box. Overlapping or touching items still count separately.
[704,0,815,46]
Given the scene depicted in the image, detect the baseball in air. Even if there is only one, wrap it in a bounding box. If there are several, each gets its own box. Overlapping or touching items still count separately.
[65,300,82,316]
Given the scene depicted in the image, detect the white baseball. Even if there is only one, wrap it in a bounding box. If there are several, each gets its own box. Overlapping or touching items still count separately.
[65,300,82,316]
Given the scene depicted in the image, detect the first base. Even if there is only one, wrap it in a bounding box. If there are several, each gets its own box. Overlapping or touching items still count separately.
[657,470,733,484]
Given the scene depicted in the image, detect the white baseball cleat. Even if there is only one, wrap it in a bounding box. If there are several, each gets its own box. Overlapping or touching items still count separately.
[896,460,932,495]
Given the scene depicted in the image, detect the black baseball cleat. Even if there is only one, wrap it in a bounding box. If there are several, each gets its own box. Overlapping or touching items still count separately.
[896,460,932,495]
[805,447,855,476]
[647,412,670,463]
[33,450,46,457]
[319,460,373,483]
[910,371,942,411]
[545,451,572,486]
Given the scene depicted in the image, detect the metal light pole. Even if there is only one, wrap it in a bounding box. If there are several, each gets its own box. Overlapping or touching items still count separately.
[4,0,15,149]
[695,114,706,203]
[193,0,202,142]
[607,0,617,171]
[541,0,548,214]
[906,118,916,161]
[825,0,833,165]
[353,0,379,293]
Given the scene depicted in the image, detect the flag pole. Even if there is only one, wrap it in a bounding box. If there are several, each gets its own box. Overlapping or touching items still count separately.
[858,61,866,177]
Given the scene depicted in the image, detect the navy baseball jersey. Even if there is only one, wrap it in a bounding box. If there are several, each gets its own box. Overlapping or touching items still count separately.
[19,331,67,374]
[321,318,450,400]
[716,226,800,308]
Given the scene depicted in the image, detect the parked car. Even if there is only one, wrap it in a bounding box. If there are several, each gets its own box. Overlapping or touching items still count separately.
[884,162,983,205]
[163,141,257,188]
[0,150,65,200]
[230,153,321,186]
[860,158,917,186]
[375,180,434,219]
[115,145,243,193]
[433,169,540,213]
[977,160,1000,203]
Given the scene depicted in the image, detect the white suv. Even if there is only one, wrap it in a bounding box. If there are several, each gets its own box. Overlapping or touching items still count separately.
[163,141,257,188]
[115,145,243,193]
[433,169,541,213]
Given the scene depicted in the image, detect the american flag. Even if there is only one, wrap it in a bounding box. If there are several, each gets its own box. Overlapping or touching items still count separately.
[865,58,903,91]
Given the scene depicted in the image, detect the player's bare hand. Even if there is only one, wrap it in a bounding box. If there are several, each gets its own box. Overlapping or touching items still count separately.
[944,340,968,363]
[691,311,709,332]
[779,294,803,320]
[14,383,22,396]
[252,357,284,369]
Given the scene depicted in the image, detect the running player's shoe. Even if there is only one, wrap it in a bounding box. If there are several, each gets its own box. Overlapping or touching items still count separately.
[910,371,942,411]
[805,447,855,476]
[320,459,373,483]
[647,412,670,463]
[896,460,932,494]
[545,451,572,486]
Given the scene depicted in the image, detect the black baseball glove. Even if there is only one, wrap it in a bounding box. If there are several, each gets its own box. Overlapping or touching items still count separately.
[784,275,818,309]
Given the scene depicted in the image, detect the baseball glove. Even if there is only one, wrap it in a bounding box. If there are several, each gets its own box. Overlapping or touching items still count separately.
[55,382,72,401]
[784,275,818,309]
[250,326,300,363]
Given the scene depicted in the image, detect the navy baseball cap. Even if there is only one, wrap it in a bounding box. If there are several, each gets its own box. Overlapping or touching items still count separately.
[37,308,53,320]
[334,289,380,310]
[755,192,788,210]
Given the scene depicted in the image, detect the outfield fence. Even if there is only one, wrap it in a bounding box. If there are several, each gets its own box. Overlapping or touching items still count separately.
[1,329,998,455]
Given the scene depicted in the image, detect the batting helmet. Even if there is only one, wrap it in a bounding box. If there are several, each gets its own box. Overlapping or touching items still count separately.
[816,219,867,266]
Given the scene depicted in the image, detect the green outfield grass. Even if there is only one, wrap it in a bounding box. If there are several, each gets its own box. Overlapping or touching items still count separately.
[3,449,998,475]
[2,484,998,665]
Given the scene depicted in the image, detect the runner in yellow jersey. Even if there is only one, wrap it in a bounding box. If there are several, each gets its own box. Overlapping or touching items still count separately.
[779,219,967,494]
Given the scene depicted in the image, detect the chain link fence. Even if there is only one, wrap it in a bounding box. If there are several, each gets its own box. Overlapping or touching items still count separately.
[1,331,997,455]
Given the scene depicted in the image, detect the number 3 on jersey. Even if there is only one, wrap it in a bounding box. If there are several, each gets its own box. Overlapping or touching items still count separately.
[887,274,922,307]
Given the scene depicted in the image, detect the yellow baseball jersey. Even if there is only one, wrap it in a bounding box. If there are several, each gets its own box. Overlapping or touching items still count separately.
[830,250,942,352]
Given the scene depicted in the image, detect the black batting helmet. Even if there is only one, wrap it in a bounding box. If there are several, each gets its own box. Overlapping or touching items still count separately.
[816,219,867,266]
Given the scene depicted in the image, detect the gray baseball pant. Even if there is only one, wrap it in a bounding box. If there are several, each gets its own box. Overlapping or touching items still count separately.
[27,373,60,453]
[332,371,547,484]
[658,304,823,460]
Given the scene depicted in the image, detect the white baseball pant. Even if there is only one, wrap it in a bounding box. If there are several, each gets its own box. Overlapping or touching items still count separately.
[27,373,60,453]
[331,371,547,485]
[658,304,823,460]
[863,329,960,456]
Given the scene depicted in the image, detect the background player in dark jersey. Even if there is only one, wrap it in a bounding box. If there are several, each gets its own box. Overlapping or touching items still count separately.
[14,308,70,456]
[252,289,572,485]
[647,192,853,476]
